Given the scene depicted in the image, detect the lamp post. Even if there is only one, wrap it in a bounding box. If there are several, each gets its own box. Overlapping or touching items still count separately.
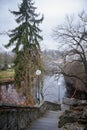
[58,83,61,102]
[36,69,41,104]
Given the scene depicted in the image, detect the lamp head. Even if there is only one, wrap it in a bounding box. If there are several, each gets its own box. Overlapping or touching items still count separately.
[36,69,41,76]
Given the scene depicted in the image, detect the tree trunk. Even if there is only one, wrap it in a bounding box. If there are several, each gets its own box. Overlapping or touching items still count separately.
[24,69,34,105]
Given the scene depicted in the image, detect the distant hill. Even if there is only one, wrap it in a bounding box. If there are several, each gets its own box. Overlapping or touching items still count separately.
[42,49,63,60]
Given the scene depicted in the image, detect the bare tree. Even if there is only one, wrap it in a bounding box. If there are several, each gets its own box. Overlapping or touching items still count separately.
[53,12,87,89]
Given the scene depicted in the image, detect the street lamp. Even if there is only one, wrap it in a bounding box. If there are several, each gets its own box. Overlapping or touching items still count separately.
[58,83,61,102]
[36,69,41,104]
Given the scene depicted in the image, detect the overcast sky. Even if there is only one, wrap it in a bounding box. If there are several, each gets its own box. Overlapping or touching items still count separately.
[0,0,87,51]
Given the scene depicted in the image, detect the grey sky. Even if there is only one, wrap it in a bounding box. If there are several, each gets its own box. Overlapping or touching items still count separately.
[0,0,87,51]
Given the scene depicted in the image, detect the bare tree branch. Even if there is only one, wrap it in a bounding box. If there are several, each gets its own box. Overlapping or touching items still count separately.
[53,12,87,89]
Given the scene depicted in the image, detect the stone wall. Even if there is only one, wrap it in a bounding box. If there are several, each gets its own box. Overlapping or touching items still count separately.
[0,101,61,130]
[59,98,87,130]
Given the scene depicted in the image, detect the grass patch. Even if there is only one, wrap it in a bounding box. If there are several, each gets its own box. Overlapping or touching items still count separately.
[0,69,14,81]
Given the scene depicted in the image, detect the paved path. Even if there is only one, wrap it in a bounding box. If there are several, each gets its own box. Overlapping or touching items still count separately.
[26,110,62,130]
[26,104,69,130]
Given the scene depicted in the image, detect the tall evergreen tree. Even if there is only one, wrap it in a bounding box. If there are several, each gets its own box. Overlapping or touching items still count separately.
[5,0,43,104]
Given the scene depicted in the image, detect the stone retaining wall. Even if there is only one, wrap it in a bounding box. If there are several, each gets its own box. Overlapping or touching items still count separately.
[0,101,61,130]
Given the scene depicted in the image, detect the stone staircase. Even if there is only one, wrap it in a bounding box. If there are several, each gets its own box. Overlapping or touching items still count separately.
[26,111,61,130]
[26,103,69,130]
